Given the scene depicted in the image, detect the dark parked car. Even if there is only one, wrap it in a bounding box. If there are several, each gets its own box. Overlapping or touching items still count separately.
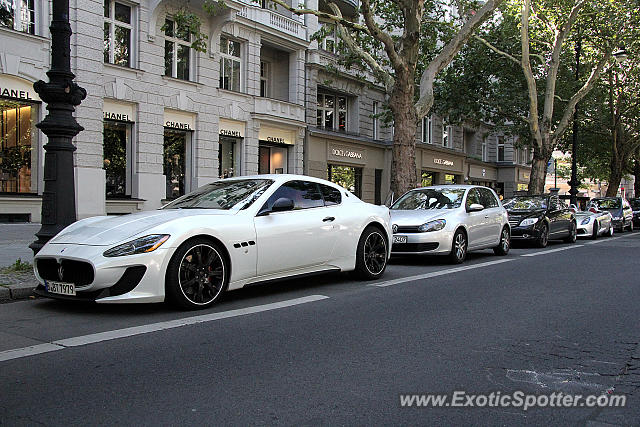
[628,198,640,227]
[587,197,633,232]
[503,194,577,247]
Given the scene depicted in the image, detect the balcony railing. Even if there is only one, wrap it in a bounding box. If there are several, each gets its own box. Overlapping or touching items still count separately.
[237,6,306,40]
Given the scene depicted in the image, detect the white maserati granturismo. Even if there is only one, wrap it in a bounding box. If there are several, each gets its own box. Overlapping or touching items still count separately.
[33,175,391,309]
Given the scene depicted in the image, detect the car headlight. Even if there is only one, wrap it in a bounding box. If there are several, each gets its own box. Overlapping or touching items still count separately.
[418,219,446,232]
[613,216,622,220]
[103,234,170,257]
[519,217,539,227]
[581,217,592,225]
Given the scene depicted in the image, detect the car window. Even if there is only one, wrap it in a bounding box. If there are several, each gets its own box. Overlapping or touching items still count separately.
[320,184,342,206]
[263,180,324,211]
[391,188,466,210]
[478,188,498,208]
[465,189,481,209]
[590,198,621,210]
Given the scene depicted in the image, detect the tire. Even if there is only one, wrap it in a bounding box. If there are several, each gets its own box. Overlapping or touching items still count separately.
[628,220,634,232]
[608,223,614,237]
[493,226,510,256]
[591,221,599,240]
[165,237,228,310]
[535,223,549,248]
[449,229,467,264]
[564,221,577,243]
[354,226,388,280]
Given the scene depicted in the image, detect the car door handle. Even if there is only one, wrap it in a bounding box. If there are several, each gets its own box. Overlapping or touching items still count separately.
[323,216,335,222]
[484,215,490,219]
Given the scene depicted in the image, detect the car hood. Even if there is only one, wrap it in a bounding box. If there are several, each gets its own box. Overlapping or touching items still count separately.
[506,209,545,219]
[390,209,453,226]
[49,209,236,246]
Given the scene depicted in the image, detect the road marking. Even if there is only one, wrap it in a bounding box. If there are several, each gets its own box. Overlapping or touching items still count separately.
[583,234,636,245]
[370,259,515,288]
[520,245,584,257]
[0,295,329,363]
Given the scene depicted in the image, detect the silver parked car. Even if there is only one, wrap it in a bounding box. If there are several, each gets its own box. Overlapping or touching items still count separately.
[575,207,614,239]
[390,185,510,263]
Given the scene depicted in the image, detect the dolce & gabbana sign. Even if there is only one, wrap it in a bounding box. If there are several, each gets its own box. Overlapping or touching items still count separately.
[328,144,366,164]
[433,158,454,166]
[332,147,363,159]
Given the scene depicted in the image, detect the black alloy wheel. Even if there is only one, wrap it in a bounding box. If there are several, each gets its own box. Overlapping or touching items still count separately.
[536,223,549,248]
[493,226,510,256]
[354,226,388,280]
[166,238,228,309]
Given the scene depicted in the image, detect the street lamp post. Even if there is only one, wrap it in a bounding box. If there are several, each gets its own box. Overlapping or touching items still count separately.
[29,0,86,254]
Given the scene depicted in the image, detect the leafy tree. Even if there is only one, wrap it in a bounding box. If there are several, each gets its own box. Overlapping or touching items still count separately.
[577,54,640,196]
[435,0,638,194]
[264,0,506,196]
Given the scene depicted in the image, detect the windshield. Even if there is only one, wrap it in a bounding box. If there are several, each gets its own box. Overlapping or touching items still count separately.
[391,188,466,210]
[163,179,274,210]
[503,196,548,210]
[589,198,621,210]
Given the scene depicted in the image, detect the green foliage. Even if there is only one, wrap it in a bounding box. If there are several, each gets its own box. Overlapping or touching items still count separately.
[1,258,32,273]
[161,0,227,54]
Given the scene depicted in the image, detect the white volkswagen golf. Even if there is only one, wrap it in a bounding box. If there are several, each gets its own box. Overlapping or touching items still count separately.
[33,175,391,309]
[390,185,510,263]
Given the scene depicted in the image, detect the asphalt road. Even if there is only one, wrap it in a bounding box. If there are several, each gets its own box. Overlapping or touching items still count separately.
[1,232,639,425]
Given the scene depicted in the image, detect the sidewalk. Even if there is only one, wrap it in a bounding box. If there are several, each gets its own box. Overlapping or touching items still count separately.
[0,224,40,302]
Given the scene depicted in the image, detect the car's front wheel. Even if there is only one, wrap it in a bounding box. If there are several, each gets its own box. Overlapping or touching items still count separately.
[591,221,599,240]
[628,220,634,232]
[536,223,549,248]
[608,223,614,237]
[166,238,228,310]
[493,226,510,256]
[449,229,467,264]
[354,226,388,280]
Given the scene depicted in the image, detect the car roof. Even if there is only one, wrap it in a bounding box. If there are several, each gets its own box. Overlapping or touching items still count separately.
[218,174,347,190]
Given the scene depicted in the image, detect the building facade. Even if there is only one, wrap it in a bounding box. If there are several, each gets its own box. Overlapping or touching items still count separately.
[0,0,532,222]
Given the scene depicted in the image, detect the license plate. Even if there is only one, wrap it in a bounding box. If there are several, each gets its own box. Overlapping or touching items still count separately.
[46,281,76,296]
[393,236,407,244]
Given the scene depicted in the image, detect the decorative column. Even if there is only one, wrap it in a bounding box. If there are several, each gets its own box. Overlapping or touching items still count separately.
[30,0,87,254]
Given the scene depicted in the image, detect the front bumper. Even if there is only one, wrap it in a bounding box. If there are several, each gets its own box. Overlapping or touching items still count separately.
[391,230,453,255]
[576,223,593,237]
[510,226,542,240]
[33,242,172,303]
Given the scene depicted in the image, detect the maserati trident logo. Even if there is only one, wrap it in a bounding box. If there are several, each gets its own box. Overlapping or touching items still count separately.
[58,264,64,281]
[392,224,398,234]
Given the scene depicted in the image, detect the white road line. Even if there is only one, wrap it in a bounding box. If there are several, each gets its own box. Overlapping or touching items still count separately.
[0,295,329,363]
[583,234,635,245]
[0,343,63,362]
[520,245,584,257]
[370,259,515,288]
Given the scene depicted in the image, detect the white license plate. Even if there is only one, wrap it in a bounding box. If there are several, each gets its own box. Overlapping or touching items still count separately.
[46,281,76,296]
[393,236,407,244]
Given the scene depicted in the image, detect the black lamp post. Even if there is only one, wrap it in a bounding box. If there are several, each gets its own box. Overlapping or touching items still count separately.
[29,0,86,254]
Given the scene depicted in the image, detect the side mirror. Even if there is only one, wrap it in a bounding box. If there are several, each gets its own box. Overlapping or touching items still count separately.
[467,203,485,212]
[271,197,295,212]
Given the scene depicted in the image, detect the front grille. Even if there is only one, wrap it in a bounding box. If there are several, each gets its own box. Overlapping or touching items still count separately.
[577,229,587,235]
[395,225,421,233]
[36,258,95,287]
[392,242,439,252]
[508,219,520,227]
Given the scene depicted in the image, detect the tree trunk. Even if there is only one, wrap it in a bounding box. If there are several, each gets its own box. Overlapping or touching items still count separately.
[606,156,624,197]
[389,74,418,198]
[527,139,551,194]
